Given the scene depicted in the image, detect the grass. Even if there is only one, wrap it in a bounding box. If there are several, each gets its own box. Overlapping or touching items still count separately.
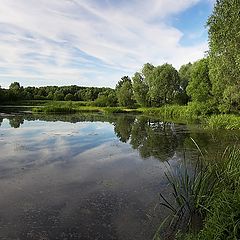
[32,101,142,114]
[154,144,240,240]
[139,105,203,124]
[206,114,240,130]
[28,101,240,130]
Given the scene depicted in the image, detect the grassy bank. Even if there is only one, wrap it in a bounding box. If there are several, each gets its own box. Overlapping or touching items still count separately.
[32,101,140,114]
[29,101,240,129]
[140,105,240,130]
[154,146,240,240]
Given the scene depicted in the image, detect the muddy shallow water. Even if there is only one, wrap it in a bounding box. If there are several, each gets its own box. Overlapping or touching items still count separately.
[0,113,239,240]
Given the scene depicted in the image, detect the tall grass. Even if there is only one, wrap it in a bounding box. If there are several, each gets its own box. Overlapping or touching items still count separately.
[207,114,240,130]
[32,102,142,114]
[154,143,240,240]
[140,105,200,123]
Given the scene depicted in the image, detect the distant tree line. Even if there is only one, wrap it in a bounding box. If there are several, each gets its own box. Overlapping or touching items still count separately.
[0,83,117,106]
[0,0,239,114]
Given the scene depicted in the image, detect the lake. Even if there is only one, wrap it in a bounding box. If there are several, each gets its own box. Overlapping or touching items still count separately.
[0,112,239,240]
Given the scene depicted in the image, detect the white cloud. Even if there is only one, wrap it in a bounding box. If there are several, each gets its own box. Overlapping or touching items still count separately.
[0,0,210,88]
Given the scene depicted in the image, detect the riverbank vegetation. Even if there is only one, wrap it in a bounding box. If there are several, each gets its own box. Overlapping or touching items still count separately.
[32,101,138,114]
[154,146,240,240]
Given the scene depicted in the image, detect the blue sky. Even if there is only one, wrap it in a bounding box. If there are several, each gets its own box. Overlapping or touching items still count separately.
[0,0,215,88]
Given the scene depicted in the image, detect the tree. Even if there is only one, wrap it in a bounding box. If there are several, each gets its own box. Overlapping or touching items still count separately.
[94,90,117,107]
[132,72,149,107]
[142,63,155,79]
[8,82,22,101]
[65,93,75,101]
[186,58,212,102]
[148,64,180,106]
[116,76,135,107]
[178,63,192,103]
[9,82,20,91]
[207,0,240,111]
[0,85,3,102]
[53,91,64,101]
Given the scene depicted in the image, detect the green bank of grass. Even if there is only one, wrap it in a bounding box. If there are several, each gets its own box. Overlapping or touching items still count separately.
[32,101,141,114]
[139,105,197,123]
[140,105,240,130]
[32,101,240,130]
[154,146,240,240]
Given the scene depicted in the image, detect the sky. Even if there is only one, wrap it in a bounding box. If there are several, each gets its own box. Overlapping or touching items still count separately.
[0,0,215,89]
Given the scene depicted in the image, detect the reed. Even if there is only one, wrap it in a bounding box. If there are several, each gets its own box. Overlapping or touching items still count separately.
[154,143,240,240]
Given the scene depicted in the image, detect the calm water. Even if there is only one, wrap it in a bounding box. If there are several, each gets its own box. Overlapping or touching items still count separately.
[0,112,239,240]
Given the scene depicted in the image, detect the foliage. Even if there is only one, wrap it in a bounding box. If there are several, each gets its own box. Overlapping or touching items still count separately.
[155,146,240,240]
[93,90,118,107]
[148,64,180,106]
[186,59,212,103]
[140,105,196,122]
[187,100,217,117]
[0,82,115,104]
[178,63,192,104]
[116,76,135,107]
[132,72,149,107]
[207,0,240,112]
[64,93,75,101]
[207,114,240,130]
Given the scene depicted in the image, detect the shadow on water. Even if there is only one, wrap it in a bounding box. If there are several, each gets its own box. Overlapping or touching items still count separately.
[0,111,240,239]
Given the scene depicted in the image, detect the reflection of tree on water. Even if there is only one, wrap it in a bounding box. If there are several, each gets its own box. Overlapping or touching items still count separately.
[9,116,24,128]
[0,117,3,127]
[131,117,186,161]
[113,115,136,143]
[114,116,189,161]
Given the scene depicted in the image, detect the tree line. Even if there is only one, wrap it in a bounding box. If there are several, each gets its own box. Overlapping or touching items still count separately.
[0,0,239,114]
[0,83,117,106]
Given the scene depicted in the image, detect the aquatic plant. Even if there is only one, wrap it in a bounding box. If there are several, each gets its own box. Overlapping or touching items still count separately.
[153,139,216,239]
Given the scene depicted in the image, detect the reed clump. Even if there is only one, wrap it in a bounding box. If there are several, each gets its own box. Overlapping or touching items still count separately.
[154,143,240,240]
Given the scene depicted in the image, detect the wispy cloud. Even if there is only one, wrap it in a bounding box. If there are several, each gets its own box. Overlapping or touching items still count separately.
[0,0,212,88]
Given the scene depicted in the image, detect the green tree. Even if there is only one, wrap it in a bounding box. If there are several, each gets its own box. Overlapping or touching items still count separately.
[9,82,20,91]
[94,90,117,107]
[148,64,180,106]
[207,0,240,111]
[142,63,155,79]
[116,76,135,107]
[0,85,3,102]
[178,63,192,104]
[186,58,212,102]
[132,72,149,107]
[132,63,155,107]
[65,93,75,101]
[53,91,64,101]
[8,82,22,101]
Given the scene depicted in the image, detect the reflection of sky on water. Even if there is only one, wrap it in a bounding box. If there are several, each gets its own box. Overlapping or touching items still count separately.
[0,117,172,240]
[0,119,117,176]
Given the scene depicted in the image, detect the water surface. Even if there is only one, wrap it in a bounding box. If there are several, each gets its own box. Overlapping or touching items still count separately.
[0,113,239,240]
